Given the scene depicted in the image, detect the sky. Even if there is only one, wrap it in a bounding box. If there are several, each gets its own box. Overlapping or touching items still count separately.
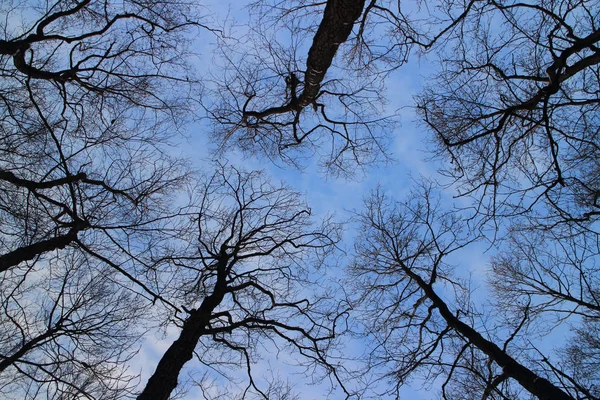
[2,1,594,399]
[128,1,579,399]
[129,2,475,399]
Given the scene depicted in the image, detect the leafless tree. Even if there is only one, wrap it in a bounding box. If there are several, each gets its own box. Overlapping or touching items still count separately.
[136,165,349,400]
[205,0,394,176]
[490,226,600,321]
[198,0,600,399]
[391,2,600,396]
[349,184,588,399]
[0,0,209,396]
[6,1,600,399]
[0,248,146,399]
[487,223,600,398]
[561,317,600,396]
[0,0,204,272]
[205,0,484,176]
[415,0,600,230]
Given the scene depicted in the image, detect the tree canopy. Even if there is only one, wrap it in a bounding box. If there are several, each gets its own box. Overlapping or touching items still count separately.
[0,0,599,399]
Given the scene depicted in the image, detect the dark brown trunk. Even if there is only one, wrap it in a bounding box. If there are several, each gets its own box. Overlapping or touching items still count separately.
[136,308,212,400]
[243,0,367,123]
[0,227,82,273]
[0,328,58,371]
[298,0,366,107]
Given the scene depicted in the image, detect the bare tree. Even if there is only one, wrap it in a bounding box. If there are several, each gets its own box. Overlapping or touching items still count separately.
[490,227,600,320]
[197,0,600,399]
[349,185,586,399]
[0,0,203,271]
[137,165,349,400]
[415,0,600,229]
[561,317,600,396]
[0,248,146,399]
[0,2,358,398]
[205,0,485,175]
[205,0,394,175]
[6,1,600,399]
[487,223,600,398]
[387,2,600,396]
[0,0,209,396]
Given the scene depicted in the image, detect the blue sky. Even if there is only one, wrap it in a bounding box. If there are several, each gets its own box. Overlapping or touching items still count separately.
[131,1,451,395]
[4,1,595,399]
[129,1,581,398]
[134,1,486,398]
[1,0,592,397]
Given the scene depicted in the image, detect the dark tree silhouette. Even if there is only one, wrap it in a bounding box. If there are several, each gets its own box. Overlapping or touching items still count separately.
[326,0,600,397]
[138,166,348,400]
[416,0,600,229]
[206,0,482,175]
[206,0,394,175]
[4,0,599,399]
[0,0,208,396]
[0,0,202,272]
[0,249,145,399]
[349,185,590,399]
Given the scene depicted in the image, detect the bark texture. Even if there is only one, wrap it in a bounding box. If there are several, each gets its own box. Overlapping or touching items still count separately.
[298,0,366,107]
[0,224,87,273]
[243,0,366,121]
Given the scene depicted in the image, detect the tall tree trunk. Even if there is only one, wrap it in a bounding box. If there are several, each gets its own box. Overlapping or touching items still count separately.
[136,308,213,400]
[243,0,367,121]
[0,226,84,273]
[401,263,573,400]
[298,0,366,107]
[137,257,229,400]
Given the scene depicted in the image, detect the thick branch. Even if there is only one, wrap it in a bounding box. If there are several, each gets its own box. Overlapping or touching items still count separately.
[0,170,136,204]
[243,0,366,121]
[0,170,87,190]
[13,48,78,81]
[298,0,366,106]
[442,29,600,148]
[0,222,88,273]
[0,327,59,372]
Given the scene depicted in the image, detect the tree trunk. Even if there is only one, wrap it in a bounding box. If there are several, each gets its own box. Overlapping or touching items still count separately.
[136,308,212,400]
[137,257,229,400]
[0,227,82,273]
[402,263,573,400]
[298,0,366,107]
